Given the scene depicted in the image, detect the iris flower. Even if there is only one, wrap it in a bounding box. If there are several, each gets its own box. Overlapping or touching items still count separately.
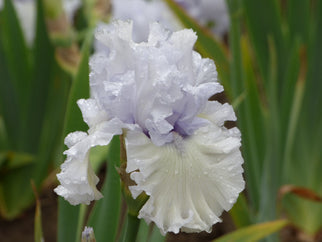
[175,0,230,38]
[55,20,244,234]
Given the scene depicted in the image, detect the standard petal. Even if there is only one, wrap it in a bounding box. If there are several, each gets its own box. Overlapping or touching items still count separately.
[91,21,229,146]
[77,98,109,127]
[95,20,134,48]
[201,101,237,126]
[125,125,244,234]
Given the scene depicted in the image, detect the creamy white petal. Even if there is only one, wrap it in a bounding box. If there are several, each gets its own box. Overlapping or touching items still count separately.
[54,118,126,205]
[125,124,244,234]
[54,153,102,205]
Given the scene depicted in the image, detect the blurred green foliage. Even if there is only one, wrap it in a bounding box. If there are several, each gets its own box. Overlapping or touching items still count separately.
[0,0,321,241]
[0,0,73,219]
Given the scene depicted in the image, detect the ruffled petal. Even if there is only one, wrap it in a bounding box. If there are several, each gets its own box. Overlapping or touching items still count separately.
[54,152,102,205]
[125,124,244,234]
[54,118,126,205]
[201,101,237,126]
[91,21,226,146]
[95,20,134,49]
[77,98,109,127]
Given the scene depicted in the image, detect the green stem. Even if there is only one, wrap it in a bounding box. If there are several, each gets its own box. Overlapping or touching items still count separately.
[122,214,140,242]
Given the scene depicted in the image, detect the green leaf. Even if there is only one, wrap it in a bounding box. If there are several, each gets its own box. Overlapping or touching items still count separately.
[57,198,82,242]
[0,0,73,219]
[122,214,141,242]
[280,41,301,131]
[76,205,87,242]
[1,0,31,149]
[32,62,71,186]
[136,222,165,242]
[282,75,306,174]
[0,12,22,150]
[136,221,150,242]
[283,194,322,236]
[0,153,5,168]
[148,226,164,242]
[0,151,34,170]
[214,220,288,242]
[89,145,110,172]
[286,0,310,44]
[229,194,253,228]
[242,0,285,81]
[87,136,121,242]
[226,0,243,99]
[0,164,34,219]
[0,116,9,151]
[24,0,55,153]
[237,36,267,211]
[306,0,322,127]
[164,0,230,92]
[33,183,44,242]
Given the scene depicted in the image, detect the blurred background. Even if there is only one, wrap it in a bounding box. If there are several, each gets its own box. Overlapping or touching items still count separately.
[0,0,321,241]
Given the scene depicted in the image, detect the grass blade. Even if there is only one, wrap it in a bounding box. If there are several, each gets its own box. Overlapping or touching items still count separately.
[0,6,23,150]
[32,182,44,242]
[58,198,81,242]
[229,194,253,228]
[242,0,285,81]
[25,0,55,153]
[1,0,31,149]
[214,220,288,242]
[87,136,121,242]
[287,0,309,44]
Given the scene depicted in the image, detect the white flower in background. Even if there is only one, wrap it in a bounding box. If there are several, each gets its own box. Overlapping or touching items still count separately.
[110,0,181,42]
[15,1,35,45]
[55,20,244,234]
[0,0,36,46]
[0,0,80,46]
[63,0,81,21]
[175,0,230,38]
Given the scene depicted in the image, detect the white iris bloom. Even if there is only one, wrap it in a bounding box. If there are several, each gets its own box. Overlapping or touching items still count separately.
[175,0,230,38]
[55,20,244,234]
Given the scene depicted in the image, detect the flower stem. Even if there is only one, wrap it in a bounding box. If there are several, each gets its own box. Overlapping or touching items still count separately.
[121,213,140,242]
